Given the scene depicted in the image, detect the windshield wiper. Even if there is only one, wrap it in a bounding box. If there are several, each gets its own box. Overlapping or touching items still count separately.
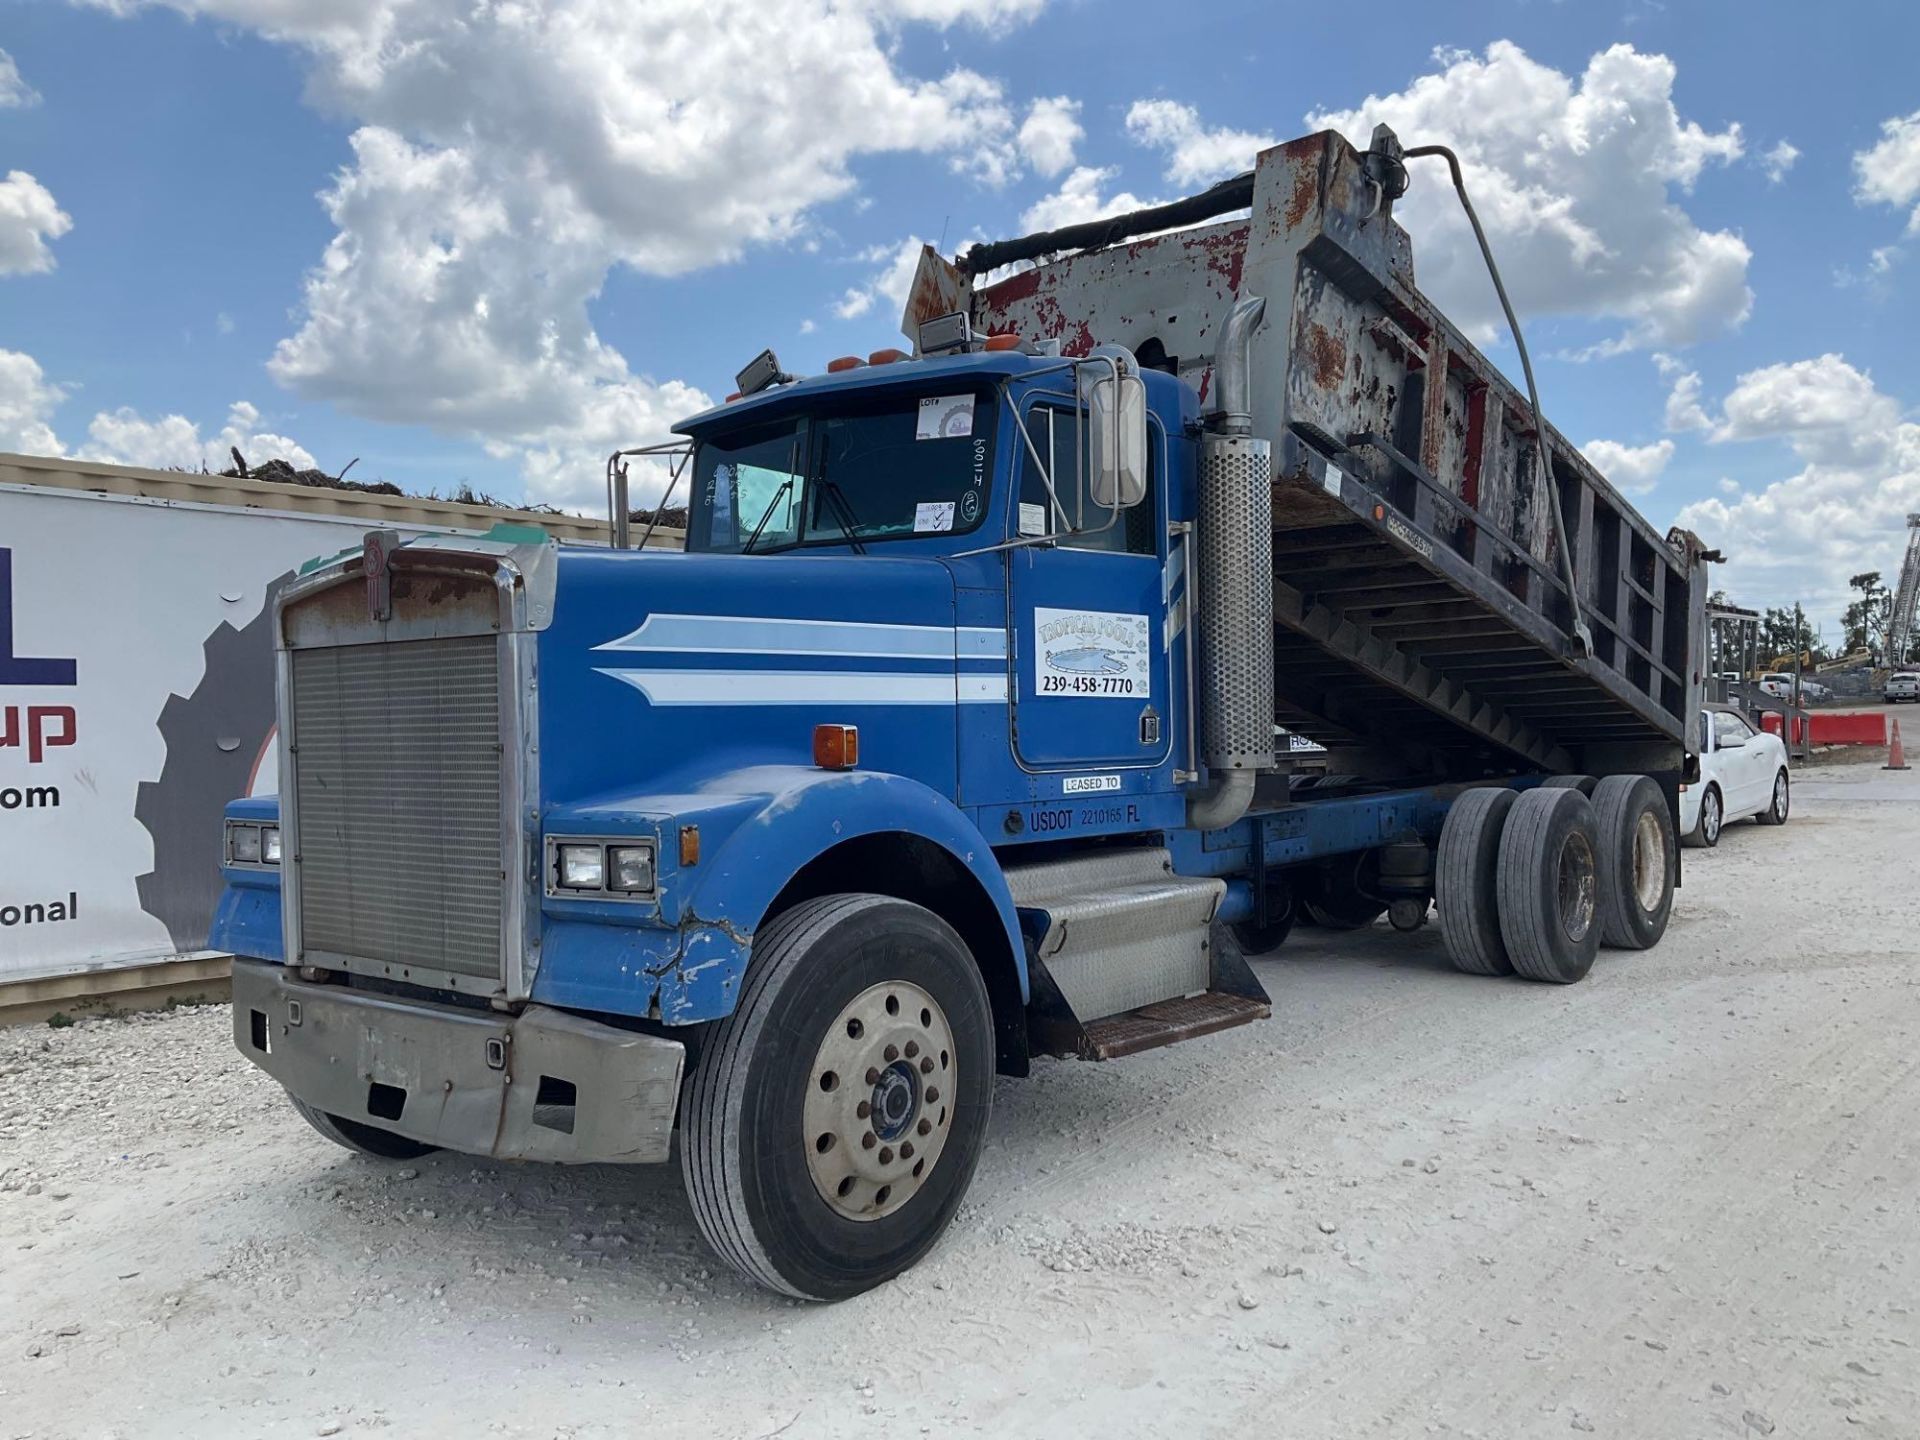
[741,477,796,555]
[817,479,869,554]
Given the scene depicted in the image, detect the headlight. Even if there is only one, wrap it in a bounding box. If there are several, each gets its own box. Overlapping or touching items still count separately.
[557,843,605,890]
[609,845,654,893]
[262,826,282,864]
[231,823,262,864]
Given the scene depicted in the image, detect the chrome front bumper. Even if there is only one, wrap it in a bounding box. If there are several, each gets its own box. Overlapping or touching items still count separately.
[232,960,684,1164]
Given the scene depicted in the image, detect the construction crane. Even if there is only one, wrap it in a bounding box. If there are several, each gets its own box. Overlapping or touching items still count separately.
[1890,513,1920,667]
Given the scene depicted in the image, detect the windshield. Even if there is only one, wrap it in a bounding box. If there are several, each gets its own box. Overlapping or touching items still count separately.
[688,390,995,553]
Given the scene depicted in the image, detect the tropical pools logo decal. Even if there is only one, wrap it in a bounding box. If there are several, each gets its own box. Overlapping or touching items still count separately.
[1034,608,1150,699]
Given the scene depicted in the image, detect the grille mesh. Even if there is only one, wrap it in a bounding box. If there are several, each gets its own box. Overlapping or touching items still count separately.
[291,636,503,981]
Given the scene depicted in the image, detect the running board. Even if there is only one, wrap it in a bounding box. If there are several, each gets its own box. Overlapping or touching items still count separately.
[1074,990,1271,1061]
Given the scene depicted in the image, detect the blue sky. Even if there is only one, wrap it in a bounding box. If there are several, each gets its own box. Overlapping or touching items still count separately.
[3,0,1918,632]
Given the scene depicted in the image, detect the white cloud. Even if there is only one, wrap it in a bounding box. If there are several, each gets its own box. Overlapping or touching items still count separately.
[1761,140,1799,184]
[0,48,38,108]
[0,171,73,276]
[1020,166,1155,233]
[1125,99,1275,186]
[216,311,235,335]
[78,399,319,474]
[1308,41,1750,352]
[0,348,66,456]
[1654,353,1712,432]
[1018,96,1082,179]
[83,0,1045,506]
[834,237,926,324]
[1854,109,1920,233]
[1581,437,1673,494]
[1673,355,1920,625]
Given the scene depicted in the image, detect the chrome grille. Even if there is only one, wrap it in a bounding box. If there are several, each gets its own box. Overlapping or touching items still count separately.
[290,636,504,982]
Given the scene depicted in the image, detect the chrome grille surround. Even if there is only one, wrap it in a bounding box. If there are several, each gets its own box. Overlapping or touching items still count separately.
[276,538,550,1001]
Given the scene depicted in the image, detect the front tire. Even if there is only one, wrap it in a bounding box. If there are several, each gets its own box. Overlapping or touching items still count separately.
[681,894,994,1301]
[1756,768,1790,826]
[289,1095,439,1160]
[1687,784,1723,849]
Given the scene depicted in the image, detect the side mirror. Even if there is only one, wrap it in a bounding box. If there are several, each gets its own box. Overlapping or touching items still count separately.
[1081,357,1148,510]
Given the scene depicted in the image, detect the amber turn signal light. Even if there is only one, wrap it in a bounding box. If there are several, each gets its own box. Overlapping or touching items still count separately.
[813,724,859,769]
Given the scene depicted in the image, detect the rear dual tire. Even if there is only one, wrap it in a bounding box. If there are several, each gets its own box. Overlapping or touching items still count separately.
[1438,777,1676,983]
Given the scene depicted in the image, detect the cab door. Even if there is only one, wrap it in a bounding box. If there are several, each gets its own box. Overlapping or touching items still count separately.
[1006,401,1172,772]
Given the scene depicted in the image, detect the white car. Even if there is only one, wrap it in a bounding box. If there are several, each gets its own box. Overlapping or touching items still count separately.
[1887,671,1919,703]
[1680,705,1791,847]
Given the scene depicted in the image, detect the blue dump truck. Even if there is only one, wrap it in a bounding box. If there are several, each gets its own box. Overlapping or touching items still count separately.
[213,125,1710,1300]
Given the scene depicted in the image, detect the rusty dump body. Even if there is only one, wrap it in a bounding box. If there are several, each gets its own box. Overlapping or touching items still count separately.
[913,128,1706,782]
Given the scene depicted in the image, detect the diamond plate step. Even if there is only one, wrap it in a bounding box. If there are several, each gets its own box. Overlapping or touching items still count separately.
[1005,847,1224,1023]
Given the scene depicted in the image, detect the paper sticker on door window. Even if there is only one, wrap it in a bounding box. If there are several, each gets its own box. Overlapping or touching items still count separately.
[914,501,956,533]
[916,395,975,440]
[1018,502,1048,537]
[1034,607,1150,700]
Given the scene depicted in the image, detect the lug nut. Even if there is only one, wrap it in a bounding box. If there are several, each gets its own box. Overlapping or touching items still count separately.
[925,1086,940,1103]
[884,1044,899,1063]
[862,1132,877,1150]
[919,1057,934,1074]
[856,1100,872,1119]
[904,1041,919,1059]
[917,1118,932,1136]
[900,1141,915,1160]
[878,1146,894,1165]
[865,1067,879,1086]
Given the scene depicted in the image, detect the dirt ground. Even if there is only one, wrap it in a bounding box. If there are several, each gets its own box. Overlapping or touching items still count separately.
[3,760,1916,1439]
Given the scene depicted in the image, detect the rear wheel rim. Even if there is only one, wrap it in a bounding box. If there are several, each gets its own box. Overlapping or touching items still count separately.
[1557,831,1597,943]
[803,980,957,1222]
[1631,809,1667,912]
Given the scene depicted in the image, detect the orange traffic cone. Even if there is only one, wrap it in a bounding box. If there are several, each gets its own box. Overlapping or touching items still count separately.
[1886,718,1911,771]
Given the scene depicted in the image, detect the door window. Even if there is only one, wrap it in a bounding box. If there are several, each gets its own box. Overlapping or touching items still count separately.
[1018,405,1158,556]
[1712,711,1754,747]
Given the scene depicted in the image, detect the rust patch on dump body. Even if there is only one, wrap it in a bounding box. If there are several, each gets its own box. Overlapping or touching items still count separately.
[1284,150,1320,232]
[1305,322,1347,393]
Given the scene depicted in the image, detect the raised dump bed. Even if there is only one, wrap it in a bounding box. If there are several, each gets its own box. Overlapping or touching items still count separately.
[916,127,1709,780]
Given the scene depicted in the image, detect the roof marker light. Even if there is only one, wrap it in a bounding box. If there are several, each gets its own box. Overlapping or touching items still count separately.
[827,355,866,373]
[983,333,1022,352]
[868,348,910,366]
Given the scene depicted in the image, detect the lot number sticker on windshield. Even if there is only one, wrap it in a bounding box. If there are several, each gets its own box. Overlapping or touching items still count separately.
[916,395,974,440]
[914,501,955,533]
[1035,608,1150,699]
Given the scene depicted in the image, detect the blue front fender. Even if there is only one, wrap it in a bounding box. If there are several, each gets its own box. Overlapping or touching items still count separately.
[532,766,1026,1025]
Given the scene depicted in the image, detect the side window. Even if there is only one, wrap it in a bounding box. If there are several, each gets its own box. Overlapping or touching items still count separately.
[1713,712,1754,746]
[1019,405,1158,556]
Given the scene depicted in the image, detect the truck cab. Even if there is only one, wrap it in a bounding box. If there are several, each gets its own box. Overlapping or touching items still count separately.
[214,122,1705,1303]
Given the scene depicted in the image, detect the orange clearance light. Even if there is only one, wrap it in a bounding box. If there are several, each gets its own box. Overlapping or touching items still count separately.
[1373,503,1386,520]
[826,355,866,373]
[679,823,701,867]
[813,723,859,770]
[868,348,909,366]
[725,391,743,402]
[983,333,1021,352]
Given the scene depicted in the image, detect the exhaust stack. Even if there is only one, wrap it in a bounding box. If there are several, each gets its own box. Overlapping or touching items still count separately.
[1188,296,1276,830]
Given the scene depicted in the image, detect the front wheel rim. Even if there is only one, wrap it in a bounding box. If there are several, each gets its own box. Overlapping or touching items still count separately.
[1773,773,1788,819]
[803,981,957,1222]
[1704,792,1721,841]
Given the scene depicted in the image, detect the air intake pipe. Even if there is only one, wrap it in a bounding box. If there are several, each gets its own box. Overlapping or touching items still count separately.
[1187,295,1276,832]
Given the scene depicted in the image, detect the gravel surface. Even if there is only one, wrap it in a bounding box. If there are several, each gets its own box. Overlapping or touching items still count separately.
[3,762,1916,1438]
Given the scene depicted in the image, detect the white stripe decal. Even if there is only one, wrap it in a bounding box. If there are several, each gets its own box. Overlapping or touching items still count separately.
[596,668,1008,707]
[596,613,1006,661]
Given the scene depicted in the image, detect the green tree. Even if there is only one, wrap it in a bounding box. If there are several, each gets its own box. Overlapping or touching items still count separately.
[1842,571,1892,658]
